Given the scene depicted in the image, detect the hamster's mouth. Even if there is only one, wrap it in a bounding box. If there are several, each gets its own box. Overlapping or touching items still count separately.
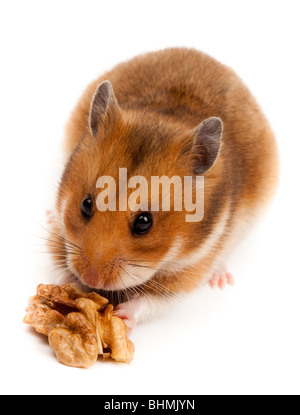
[60,271,138,307]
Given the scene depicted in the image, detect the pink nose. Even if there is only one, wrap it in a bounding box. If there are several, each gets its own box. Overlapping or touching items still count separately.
[81,269,102,288]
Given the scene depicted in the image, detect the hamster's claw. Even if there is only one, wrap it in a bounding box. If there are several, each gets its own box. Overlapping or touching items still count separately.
[114,304,136,332]
[209,266,234,289]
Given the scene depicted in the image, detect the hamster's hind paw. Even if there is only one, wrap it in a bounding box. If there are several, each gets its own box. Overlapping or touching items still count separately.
[209,265,234,289]
[46,210,55,225]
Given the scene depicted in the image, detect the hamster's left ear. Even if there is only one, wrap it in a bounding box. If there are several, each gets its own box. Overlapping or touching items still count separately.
[89,80,121,138]
[192,117,223,174]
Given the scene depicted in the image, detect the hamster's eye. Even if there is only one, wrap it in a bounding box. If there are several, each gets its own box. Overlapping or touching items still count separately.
[81,197,93,219]
[132,212,153,235]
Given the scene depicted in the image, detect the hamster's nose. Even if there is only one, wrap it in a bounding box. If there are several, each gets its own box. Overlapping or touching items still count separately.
[81,268,102,289]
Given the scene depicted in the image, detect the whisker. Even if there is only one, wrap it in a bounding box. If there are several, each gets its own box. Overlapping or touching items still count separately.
[120,265,182,306]
[36,223,84,253]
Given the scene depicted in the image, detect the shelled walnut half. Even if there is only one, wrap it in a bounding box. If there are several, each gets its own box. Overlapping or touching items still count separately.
[24,284,135,368]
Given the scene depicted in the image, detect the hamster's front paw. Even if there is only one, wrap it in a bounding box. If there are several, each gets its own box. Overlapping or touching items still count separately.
[114,303,136,332]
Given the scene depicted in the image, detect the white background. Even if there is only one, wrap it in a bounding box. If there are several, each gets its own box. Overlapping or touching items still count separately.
[0,0,299,395]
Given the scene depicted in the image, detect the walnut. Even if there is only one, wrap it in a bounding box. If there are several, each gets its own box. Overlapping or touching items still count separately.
[24,284,134,368]
[23,295,65,336]
[108,316,136,363]
[49,313,99,368]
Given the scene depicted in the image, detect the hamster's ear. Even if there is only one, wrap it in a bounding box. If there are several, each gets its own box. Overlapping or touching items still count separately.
[89,80,120,138]
[192,117,223,174]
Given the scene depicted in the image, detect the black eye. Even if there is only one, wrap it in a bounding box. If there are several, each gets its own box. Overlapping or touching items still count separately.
[81,197,93,219]
[132,212,153,235]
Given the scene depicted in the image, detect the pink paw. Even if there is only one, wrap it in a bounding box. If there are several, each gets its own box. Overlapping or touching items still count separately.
[209,266,234,289]
[114,303,136,332]
[46,210,55,225]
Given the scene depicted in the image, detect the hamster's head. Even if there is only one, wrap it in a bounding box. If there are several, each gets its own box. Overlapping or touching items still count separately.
[50,81,223,294]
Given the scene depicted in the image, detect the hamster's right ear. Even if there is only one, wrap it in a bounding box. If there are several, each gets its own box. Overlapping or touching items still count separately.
[89,80,121,138]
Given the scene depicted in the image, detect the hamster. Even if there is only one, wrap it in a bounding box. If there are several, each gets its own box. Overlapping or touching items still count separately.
[48,48,278,330]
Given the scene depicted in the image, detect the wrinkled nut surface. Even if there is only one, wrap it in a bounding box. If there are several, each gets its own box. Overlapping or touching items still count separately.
[37,284,78,310]
[24,284,134,368]
[49,312,99,368]
[23,295,65,336]
[109,316,135,363]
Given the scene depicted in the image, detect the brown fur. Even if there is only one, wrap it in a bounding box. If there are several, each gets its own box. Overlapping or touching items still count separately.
[50,48,278,302]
